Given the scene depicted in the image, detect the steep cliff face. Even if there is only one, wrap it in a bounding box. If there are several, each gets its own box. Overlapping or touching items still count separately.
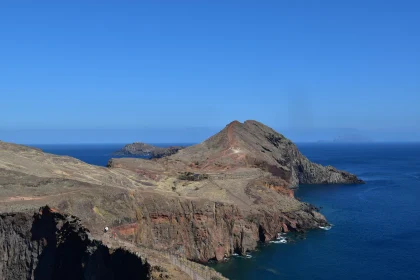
[104,121,364,262]
[110,192,327,262]
[0,207,150,280]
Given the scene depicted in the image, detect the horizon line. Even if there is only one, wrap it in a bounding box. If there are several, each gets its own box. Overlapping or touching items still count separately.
[16,141,420,145]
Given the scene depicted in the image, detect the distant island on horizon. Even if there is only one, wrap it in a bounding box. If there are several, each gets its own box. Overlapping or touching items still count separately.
[317,133,374,143]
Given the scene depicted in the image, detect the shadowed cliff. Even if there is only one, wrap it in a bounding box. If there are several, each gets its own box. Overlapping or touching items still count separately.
[0,206,150,280]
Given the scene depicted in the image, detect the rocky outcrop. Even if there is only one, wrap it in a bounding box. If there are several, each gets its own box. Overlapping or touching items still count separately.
[104,121,363,262]
[0,206,150,280]
[170,120,364,186]
[108,188,328,263]
[113,143,184,159]
[177,172,209,181]
[0,119,364,275]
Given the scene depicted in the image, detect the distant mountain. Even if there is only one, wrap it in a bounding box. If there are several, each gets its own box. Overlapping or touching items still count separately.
[316,133,374,143]
[333,134,373,143]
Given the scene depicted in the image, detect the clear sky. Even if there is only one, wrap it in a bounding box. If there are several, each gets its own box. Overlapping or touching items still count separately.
[1,1,419,143]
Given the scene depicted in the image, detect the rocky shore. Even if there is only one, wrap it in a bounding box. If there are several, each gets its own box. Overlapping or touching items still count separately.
[0,120,363,279]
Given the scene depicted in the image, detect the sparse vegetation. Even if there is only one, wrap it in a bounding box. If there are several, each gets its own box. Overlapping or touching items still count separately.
[178,172,209,181]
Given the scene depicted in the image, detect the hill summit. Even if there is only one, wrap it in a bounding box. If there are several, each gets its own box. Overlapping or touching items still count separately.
[170,120,364,186]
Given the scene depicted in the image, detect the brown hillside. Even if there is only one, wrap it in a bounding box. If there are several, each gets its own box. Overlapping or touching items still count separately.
[0,120,363,277]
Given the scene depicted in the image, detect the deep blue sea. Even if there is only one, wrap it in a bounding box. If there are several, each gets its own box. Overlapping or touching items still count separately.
[31,143,420,280]
[33,143,193,167]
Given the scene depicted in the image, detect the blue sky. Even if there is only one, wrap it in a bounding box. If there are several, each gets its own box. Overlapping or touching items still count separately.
[1,1,419,143]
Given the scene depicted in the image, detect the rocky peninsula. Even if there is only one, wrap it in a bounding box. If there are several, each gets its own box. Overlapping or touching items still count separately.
[0,120,363,279]
[113,143,184,158]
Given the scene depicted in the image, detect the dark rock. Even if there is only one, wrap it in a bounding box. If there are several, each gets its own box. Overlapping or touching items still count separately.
[0,206,151,280]
[177,172,209,181]
[113,143,184,159]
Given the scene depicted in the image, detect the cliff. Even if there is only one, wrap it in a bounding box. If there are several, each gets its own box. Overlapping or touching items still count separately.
[0,206,150,280]
[0,141,222,278]
[113,143,184,159]
[0,120,363,278]
[122,190,327,261]
[106,121,363,260]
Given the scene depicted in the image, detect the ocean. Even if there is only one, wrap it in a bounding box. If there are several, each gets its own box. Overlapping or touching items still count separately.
[33,143,193,166]
[31,143,420,280]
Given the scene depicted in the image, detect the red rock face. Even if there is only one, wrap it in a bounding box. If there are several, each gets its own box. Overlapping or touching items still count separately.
[113,223,137,238]
[215,247,225,261]
[104,192,327,262]
[0,120,360,268]
[263,183,295,198]
[104,120,357,262]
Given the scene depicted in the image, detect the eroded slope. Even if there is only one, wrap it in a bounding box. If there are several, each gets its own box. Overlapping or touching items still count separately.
[0,120,362,268]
